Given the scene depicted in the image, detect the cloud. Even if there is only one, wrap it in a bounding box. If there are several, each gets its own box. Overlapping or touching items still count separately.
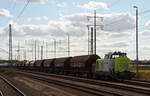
[57,2,67,7]
[27,18,32,22]
[0,13,131,59]
[0,23,49,37]
[109,32,130,38]
[42,16,48,20]
[100,41,129,48]
[61,12,135,32]
[14,24,50,37]
[103,13,135,32]
[35,17,41,21]
[145,20,150,27]
[34,16,48,21]
[13,0,48,3]
[142,20,150,36]
[0,9,13,18]
[0,13,135,60]
[142,21,150,37]
[141,30,150,37]
[143,46,150,50]
[0,27,6,36]
[1,12,135,39]
[78,1,109,10]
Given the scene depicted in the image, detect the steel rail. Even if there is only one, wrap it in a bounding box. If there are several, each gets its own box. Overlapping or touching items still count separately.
[0,91,3,96]
[132,79,150,83]
[123,79,150,87]
[16,70,150,95]
[0,75,25,96]
[17,71,124,96]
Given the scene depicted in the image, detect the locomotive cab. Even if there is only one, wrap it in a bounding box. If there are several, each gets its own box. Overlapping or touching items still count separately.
[113,52,135,79]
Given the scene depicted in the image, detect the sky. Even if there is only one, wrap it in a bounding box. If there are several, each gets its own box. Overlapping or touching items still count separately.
[0,0,150,60]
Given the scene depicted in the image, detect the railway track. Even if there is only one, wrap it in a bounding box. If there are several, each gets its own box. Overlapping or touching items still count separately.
[14,69,150,96]
[17,69,150,87]
[132,79,150,84]
[16,71,124,96]
[0,75,25,96]
[123,79,150,87]
[0,91,3,96]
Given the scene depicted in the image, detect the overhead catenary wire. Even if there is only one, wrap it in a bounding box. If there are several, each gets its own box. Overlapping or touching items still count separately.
[100,4,150,31]
[15,0,31,22]
[10,5,150,60]
[12,1,17,14]
[137,9,150,21]
[139,9,150,15]
[105,7,150,28]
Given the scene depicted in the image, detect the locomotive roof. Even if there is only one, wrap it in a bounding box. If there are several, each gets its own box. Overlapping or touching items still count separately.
[107,51,127,56]
[112,51,126,55]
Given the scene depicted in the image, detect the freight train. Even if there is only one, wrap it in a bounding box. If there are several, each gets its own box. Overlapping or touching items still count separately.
[14,51,135,80]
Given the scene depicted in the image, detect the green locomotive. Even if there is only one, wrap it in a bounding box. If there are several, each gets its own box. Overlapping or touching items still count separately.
[95,51,135,79]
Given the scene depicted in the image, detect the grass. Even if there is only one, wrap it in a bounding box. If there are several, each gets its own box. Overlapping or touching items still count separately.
[0,69,5,73]
[0,68,16,78]
[133,69,150,80]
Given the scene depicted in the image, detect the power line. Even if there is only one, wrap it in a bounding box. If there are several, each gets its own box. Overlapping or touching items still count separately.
[9,24,13,61]
[68,34,70,56]
[139,9,150,15]
[87,10,104,55]
[15,0,30,22]
[41,45,43,60]
[54,39,56,58]
[17,42,20,60]
[105,8,150,28]
[0,48,9,54]
[35,40,36,61]
[12,1,16,13]
[46,42,48,59]
[38,41,40,59]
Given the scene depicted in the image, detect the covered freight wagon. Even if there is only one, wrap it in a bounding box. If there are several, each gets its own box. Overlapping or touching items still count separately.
[42,59,55,72]
[15,62,20,68]
[34,60,44,71]
[18,61,26,69]
[24,61,30,70]
[70,55,100,77]
[29,61,35,70]
[53,57,72,74]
